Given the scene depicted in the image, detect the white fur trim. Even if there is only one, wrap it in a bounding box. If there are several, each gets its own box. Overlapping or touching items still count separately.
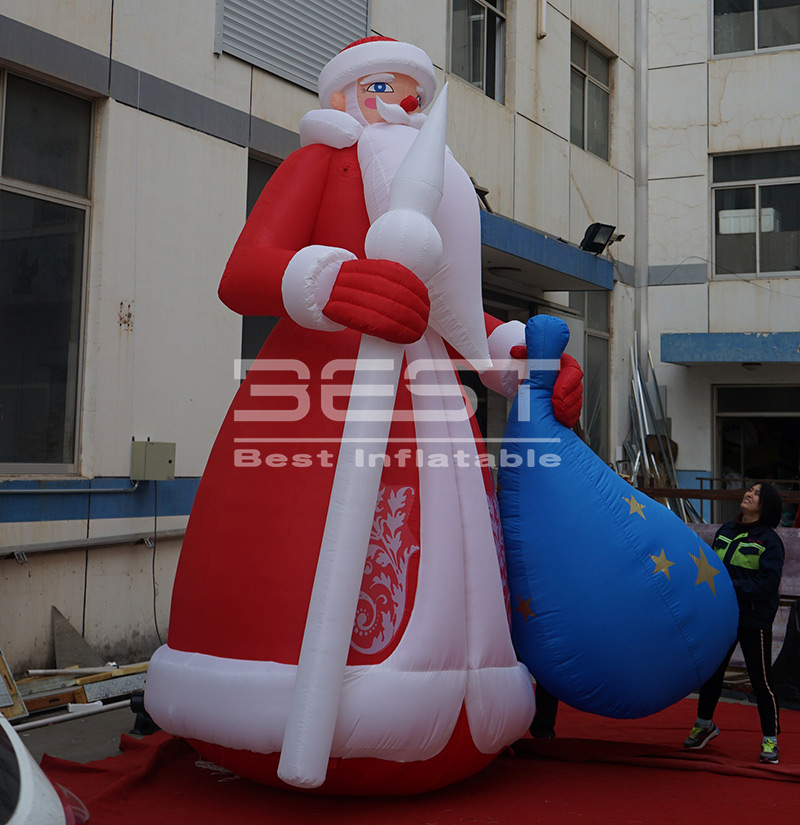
[319,40,436,110]
[145,645,532,760]
[466,664,536,752]
[145,645,465,760]
[482,321,527,398]
[299,109,362,149]
[281,246,355,332]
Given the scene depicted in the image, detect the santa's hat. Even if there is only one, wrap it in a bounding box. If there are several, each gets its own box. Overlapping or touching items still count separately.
[318,36,437,110]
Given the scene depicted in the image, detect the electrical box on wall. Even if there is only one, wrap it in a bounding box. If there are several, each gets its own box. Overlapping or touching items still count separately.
[130,439,176,481]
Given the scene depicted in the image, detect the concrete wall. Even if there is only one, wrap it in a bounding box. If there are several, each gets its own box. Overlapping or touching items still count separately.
[2,538,179,672]
[84,102,244,481]
[2,0,113,55]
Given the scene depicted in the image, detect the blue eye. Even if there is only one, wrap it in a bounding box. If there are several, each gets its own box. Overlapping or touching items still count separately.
[365,82,394,93]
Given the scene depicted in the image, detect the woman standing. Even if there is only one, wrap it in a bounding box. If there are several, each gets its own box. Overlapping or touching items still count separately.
[684,482,785,763]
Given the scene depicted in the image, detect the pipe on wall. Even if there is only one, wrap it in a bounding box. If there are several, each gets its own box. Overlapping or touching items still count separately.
[634,0,649,375]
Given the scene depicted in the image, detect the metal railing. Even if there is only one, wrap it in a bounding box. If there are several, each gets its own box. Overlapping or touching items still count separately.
[635,477,800,525]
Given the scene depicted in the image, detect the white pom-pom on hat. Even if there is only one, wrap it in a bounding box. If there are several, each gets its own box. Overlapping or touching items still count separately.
[318,36,437,111]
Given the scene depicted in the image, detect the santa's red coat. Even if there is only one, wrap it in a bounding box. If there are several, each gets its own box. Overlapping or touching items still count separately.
[145,141,535,794]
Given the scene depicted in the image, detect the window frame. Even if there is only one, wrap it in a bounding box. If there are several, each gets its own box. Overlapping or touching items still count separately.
[449,0,507,104]
[583,291,610,463]
[0,71,94,474]
[712,0,800,57]
[711,149,800,279]
[240,153,281,371]
[713,383,800,524]
[570,31,612,163]
[560,291,610,460]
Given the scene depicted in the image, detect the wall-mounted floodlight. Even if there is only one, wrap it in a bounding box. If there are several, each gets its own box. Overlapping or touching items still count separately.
[579,223,625,255]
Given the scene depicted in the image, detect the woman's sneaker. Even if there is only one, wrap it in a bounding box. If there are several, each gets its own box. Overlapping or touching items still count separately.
[684,722,720,749]
[760,740,779,764]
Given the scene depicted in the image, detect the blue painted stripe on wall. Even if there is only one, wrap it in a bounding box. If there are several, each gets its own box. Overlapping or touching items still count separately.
[661,332,800,364]
[0,478,201,523]
[480,212,614,290]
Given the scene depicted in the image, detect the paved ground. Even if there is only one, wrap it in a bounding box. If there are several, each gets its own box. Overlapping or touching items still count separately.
[17,706,147,764]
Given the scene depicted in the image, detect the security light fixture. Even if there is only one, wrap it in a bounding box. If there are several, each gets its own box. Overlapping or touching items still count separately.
[579,223,625,255]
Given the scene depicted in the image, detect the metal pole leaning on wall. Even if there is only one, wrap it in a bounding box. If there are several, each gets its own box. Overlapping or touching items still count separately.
[647,351,691,521]
[12,700,131,732]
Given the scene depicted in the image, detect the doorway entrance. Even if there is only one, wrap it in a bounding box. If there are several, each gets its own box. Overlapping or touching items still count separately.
[715,385,800,526]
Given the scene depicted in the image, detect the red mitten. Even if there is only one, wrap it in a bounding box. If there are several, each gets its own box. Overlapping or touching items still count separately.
[323,258,430,344]
[552,353,583,428]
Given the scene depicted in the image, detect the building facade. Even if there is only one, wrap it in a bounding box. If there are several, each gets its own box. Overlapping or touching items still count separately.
[2,1,795,672]
[647,0,800,524]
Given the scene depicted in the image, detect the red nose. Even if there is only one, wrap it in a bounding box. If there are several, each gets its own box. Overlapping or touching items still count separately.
[400,95,419,113]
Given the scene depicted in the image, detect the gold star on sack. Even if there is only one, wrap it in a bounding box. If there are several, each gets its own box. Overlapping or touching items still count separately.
[624,495,646,519]
[689,545,721,596]
[650,549,675,580]
[516,594,535,622]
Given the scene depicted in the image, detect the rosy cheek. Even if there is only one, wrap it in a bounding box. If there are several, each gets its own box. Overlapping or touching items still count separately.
[363,97,377,110]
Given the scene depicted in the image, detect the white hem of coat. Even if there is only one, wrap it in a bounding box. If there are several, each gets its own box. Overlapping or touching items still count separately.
[145,644,533,761]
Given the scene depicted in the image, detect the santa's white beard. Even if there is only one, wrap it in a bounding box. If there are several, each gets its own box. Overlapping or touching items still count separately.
[356,123,491,366]
[343,87,369,126]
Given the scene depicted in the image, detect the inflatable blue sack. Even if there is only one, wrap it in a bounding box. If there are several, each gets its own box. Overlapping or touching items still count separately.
[498,315,738,718]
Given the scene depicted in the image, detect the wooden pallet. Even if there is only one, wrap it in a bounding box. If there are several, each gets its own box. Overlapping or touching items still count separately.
[16,662,149,714]
[23,686,88,713]
[16,669,86,714]
[0,650,28,720]
[74,663,148,686]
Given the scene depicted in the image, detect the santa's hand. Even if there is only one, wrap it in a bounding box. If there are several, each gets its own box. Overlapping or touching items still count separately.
[481,320,526,397]
[510,346,583,426]
[510,339,583,427]
[323,259,430,344]
[552,353,583,428]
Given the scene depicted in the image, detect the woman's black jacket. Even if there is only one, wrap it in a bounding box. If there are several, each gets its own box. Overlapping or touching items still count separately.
[712,520,784,630]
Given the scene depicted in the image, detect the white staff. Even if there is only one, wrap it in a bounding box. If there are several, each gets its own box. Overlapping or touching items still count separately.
[277,86,450,789]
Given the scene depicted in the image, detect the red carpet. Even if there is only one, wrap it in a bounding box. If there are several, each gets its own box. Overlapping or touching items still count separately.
[41,698,800,824]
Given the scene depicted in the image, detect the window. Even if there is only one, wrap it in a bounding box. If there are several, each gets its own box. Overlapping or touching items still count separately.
[451,0,506,103]
[0,74,92,469]
[216,0,369,93]
[715,385,800,525]
[713,148,800,277]
[241,157,279,365]
[564,291,610,461]
[714,0,800,55]
[570,33,610,162]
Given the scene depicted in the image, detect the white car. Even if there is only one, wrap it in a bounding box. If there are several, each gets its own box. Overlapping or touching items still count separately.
[0,714,89,825]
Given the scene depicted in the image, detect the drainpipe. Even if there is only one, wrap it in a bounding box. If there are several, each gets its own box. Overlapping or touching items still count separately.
[537,0,547,39]
[634,0,649,377]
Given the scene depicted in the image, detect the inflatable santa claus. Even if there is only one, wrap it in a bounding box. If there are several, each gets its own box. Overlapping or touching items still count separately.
[145,36,581,795]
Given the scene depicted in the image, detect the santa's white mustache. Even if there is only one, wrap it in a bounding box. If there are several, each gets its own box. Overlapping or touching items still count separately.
[375,96,426,128]
[375,96,412,124]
